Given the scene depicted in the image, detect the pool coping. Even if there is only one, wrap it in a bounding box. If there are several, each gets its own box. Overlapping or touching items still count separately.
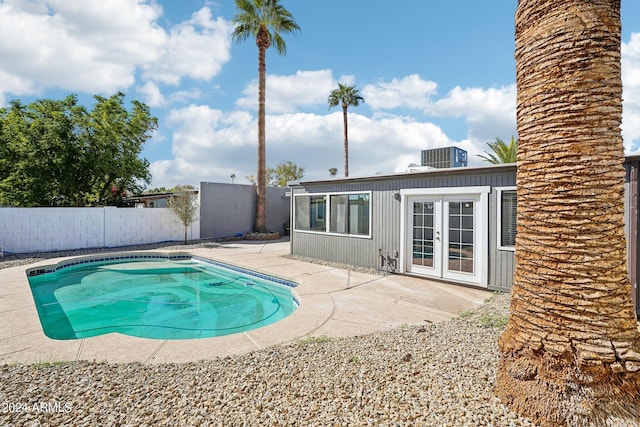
[0,240,492,365]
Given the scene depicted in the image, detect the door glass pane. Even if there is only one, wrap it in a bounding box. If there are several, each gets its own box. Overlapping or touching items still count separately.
[461,244,474,257]
[462,202,474,215]
[462,215,473,229]
[412,202,434,268]
[460,257,474,273]
[424,214,433,227]
[448,243,461,258]
[424,242,433,256]
[413,228,423,240]
[448,201,474,274]
[424,228,433,241]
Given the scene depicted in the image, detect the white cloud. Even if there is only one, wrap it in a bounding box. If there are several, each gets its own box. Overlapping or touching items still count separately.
[0,1,163,93]
[137,82,166,107]
[151,105,256,186]
[150,71,515,187]
[362,74,438,110]
[142,7,233,85]
[235,69,336,113]
[148,103,474,188]
[0,2,232,100]
[136,82,202,107]
[623,32,640,152]
[338,113,490,175]
[0,70,37,106]
[431,84,517,143]
[337,75,357,86]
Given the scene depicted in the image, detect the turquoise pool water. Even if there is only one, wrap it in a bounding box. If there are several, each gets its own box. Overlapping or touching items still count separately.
[26,253,298,340]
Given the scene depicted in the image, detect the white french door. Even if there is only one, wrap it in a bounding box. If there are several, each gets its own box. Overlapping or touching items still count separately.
[401,188,488,287]
[409,198,442,277]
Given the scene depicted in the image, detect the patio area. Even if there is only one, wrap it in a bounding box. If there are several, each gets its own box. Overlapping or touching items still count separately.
[0,239,492,365]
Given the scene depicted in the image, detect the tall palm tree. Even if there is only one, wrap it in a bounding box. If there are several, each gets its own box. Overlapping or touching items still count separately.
[478,136,517,164]
[328,84,364,177]
[495,1,640,425]
[329,167,338,178]
[232,0,300,233]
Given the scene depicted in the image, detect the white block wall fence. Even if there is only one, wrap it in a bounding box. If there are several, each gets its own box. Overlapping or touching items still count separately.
[0,207,200,254]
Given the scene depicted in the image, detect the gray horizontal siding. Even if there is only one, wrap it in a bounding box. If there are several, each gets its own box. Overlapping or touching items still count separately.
[291,167,517,288]
[291,182,400,271]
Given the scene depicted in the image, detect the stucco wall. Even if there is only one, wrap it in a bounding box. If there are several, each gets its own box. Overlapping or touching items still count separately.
[0,207,199,254]
[0,182,290,254]
[199,182,289,238]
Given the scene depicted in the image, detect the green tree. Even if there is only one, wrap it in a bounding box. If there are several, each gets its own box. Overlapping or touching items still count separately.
[143,187,171,194]
[166,185,199,244]
[85,93,156,205]
[495,1,640,425]
[328,84,364,177]
[267,160,304,187]
[232,0,300,233]
[329,167,338,178]
[478,136,518,164]
[0,97,82,206]
[0,93,156,207]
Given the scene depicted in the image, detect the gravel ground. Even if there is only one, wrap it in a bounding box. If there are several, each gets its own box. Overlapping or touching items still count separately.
[0,243,538,426]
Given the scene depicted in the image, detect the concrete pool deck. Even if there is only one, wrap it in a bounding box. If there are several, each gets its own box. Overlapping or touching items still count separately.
[0,240,492,365]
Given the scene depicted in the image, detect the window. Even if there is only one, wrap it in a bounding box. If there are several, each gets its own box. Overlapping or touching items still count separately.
[294,195,326,231]
[294,192,370,237]
[330,193,370,235]
[498,188,517,250]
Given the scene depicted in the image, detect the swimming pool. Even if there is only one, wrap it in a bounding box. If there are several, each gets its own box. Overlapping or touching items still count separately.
[26,253,298,340]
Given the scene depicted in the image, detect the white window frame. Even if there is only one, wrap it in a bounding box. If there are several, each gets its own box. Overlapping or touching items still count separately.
[293,190,372,239]
[496,187,516,252]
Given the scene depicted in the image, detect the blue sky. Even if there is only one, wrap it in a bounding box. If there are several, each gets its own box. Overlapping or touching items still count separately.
[1,1,640,188]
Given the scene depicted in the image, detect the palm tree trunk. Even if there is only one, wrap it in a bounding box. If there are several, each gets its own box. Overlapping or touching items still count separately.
[254,26,269,233]
[342,104,349,177]
[495,1,640,425]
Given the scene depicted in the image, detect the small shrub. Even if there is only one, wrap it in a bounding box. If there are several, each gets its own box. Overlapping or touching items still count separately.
[485,291,504,303]
[458,309,475,319]
[476,313,509,328]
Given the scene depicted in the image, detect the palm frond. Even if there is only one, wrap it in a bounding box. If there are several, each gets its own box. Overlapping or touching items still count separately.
[232,0,300,55]
[328,84,365,110]
[478,136,518,164]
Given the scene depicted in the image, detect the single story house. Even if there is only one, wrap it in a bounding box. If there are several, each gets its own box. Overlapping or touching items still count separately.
[289,156,640,316]
[123,190,199,208]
